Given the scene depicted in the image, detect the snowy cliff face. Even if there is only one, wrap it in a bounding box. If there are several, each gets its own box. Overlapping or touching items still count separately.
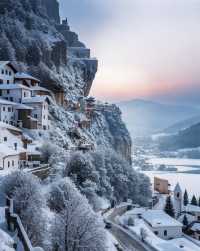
[0,0,132,162]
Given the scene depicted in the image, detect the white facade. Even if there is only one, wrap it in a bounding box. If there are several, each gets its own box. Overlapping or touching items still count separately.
[0,62,16,84]
[0,84,31,103]
[0,103,15,125]
[142,210,183,240]
[23,97,51,130]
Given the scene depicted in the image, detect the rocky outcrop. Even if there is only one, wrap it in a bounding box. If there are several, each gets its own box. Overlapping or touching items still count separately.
[0,0,132,162]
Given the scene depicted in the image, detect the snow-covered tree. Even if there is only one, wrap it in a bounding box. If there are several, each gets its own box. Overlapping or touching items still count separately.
[48,178,107,251]
[164,196,175,218]
[2,171,47,247]
[191,195,198,206]
[183,190,189,206]
[182,215,188,226]
[40,142,58,163]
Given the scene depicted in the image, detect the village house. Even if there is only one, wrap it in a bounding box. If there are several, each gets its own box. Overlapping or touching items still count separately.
[142,210,183,240]
[184,204,200,221]
[22,96,51,130]
[186,222,200,241]
[154,177,170,194]
[0,61,17,84]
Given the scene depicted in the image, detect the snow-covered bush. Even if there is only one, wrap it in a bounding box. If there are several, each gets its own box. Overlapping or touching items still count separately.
[48,178,107,251]
[65,148,151,207]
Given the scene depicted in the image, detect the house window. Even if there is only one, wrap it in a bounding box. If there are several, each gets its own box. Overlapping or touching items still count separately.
[12,160,14,166]
[24,92,26,97]
[7,90,10,94]
[1,70,4,74]
[0,79,3,84]
[3,107,5,111]
[8,161,10,168]
[9,71,11,76]
[7,80,9,84]
[8,107,11,112]
[164,230,167,236]
[10,97,13,102]
[34,114,38,118]
[154,231,158,236]
[3,137,7,142]
[5,70,8,75]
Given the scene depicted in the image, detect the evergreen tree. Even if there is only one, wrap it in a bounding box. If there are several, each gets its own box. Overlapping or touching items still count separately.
[198,197,200,207]
[164,196,175,218]
[191,195,198,206]
[183,190,189,206]
[182,215,188,226]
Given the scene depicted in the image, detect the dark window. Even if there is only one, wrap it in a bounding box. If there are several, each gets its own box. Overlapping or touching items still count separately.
[10,97,13,102]
[3,137,7,142]
[24,92,26,97]
[12,160,14,166]
[1,70,4,74]
[8,107,11,112]
[7,90,10,94]
[0,90,2,96]
[7,80,9,84]
[177,192,180,198]
[9,71,11,76]
[8,161,10,168]
[0,79,3,84]
[3,107,5,111]
[5,70,8,75]
[154,231,158,236]
[34,114,38,118]
[164,230,167,236]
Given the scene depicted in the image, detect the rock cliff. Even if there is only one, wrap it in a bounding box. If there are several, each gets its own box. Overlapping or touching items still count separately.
[0,0,132,162]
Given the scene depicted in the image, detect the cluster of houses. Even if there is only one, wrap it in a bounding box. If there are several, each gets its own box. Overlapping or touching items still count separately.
[117,178,200,250]
[0,61,67,170]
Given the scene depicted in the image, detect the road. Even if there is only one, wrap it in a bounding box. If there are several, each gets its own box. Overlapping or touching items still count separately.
[105,205,156,251]
[109,221,154,251]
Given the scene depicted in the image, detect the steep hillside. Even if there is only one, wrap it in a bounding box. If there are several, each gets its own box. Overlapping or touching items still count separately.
[0,0,131,162]
[158,123,200,150]
[163,115,200,134]
[118,99,200,137]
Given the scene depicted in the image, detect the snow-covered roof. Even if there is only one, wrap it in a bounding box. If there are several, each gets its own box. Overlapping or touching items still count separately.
[142,210,183,228]
[0,121,21,132]
[31,85,51,92]
[0,144,20,156]
[0,61,17,73]
[14,103,33,110]
[0,98,15,105]
[185,204,200,213]
[15,72,40,82]
[167,237,200,251]
[125,207,147,216]
[191,223,200,232]
[22,95,53,104]
[0,83,31,90]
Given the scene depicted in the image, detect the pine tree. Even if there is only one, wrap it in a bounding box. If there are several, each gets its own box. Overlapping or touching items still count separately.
[183,190,189,206]
[191,195,198,206]
[182,215,188,226]
[164,196,175,218]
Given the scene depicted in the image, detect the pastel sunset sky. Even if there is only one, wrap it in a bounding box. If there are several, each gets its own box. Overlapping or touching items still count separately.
[59,0,200,105]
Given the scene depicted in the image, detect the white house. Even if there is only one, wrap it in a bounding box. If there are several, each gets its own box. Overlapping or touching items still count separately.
[142,210,183,240]
[23,96,51,130]
[0,84,31,103]
[0,99,15,125]
[0,61,17,84]
[15,72,40,87]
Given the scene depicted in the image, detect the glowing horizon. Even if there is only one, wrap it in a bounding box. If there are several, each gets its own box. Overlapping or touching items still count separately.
[59,0,200,105]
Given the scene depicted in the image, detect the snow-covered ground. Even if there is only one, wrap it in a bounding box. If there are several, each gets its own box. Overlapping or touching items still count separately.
[129,219,200,251]
[148,158,200,167]
[106,232,118,251]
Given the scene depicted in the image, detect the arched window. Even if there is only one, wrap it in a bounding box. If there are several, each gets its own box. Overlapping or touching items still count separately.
[8,161,10,168]
[177,192,180,198]
[164,230,167,236]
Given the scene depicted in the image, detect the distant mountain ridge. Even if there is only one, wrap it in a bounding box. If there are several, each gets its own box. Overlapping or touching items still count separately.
[118,99,200,137]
